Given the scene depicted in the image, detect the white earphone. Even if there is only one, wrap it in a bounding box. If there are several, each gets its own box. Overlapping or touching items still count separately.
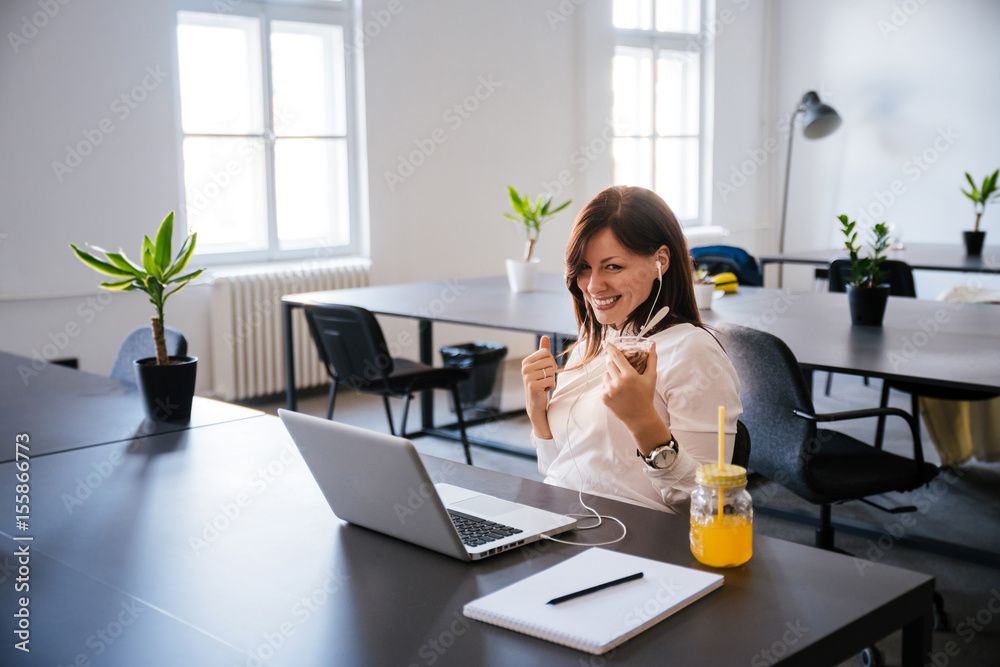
[655,259,663,281]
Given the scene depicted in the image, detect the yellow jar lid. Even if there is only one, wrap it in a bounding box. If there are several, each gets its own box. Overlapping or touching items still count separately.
[696,463,748,488]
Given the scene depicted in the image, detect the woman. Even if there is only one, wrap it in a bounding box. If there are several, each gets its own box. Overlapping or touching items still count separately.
[521,186,742,513]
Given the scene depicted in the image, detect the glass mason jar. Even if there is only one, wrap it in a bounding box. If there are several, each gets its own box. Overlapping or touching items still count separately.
[690,463,753,568]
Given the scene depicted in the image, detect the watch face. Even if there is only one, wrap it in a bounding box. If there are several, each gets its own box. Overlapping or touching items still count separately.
[652,448,673,468]
[648,440,678,469]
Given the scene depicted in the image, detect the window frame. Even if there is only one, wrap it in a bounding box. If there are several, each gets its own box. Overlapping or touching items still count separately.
[172,0,368,265]
[612,0,714,227]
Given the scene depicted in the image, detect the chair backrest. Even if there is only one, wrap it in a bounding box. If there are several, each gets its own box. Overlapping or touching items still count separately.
[828,258,916,297]
[732,420,751,468]
[690,245,764,287]
[303,304,394,392]
[110,326,188,383]
[714,322,817,499]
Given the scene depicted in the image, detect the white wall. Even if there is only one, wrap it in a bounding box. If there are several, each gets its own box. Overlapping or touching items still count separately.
[708,0,774,253]
[763,0,1000,290]
[359,0,592,362]
[3,0,998,391]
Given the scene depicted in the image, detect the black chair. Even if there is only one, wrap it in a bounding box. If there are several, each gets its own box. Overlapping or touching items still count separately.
[716,322,938,550]
[732,420,751,468]
[827,258,916,297]
[827,258,999,445]
[690,245,764,287]
[303,304,473,465]
[110,326,188,384]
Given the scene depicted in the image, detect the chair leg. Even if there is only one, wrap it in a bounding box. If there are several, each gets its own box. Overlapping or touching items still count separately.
[325,380,338,420]
[450,385,473,466]
[874,382,891,449]
[382,395,395,435]
[400,393,412,438]
[816,504,835,550]
[824,372,833,396]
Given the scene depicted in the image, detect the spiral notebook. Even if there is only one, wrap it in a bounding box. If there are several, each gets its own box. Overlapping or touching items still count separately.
[463,548,724,655]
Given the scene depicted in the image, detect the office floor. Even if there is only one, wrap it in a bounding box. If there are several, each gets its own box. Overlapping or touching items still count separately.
[247,362,1000,667]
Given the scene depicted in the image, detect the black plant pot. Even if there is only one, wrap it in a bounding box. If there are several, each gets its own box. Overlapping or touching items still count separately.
[846,285,890,326]
[134,356,198,422]
[963,230,986,256]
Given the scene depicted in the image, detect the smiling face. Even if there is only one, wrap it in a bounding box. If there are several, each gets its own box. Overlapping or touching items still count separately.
[576,228,663,329]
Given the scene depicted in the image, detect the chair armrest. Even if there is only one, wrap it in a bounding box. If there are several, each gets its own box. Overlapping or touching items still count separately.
[792,407,926,468]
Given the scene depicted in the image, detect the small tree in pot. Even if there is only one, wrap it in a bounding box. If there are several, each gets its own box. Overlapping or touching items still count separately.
[961,169,999,256]
[502,186,571,292]
[71,212,204,420]
[839,214,891,326]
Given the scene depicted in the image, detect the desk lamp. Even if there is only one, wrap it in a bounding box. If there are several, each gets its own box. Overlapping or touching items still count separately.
[778,90,841,286]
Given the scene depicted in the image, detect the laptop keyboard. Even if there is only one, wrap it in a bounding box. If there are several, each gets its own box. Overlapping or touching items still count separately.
[448,510,523,547]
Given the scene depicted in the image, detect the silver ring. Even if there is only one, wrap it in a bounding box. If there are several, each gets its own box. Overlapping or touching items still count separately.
[542,368,548,379]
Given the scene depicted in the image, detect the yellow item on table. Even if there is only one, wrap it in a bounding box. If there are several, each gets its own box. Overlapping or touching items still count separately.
[690,462,753,568]
[690,515,754,568]
[709,272,738,293]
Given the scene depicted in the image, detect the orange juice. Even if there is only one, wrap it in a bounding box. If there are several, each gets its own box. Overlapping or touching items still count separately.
[690,514,752,568]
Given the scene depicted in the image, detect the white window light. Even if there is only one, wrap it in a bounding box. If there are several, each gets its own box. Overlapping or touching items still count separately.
[611,0,712,226]
[175,1,366,263]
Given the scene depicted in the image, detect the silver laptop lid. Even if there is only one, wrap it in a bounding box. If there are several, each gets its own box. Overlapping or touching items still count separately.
[278,409,470,561]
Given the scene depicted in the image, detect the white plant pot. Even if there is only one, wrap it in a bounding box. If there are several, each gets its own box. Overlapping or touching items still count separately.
[694,283,715,310]
[506,258,540,293]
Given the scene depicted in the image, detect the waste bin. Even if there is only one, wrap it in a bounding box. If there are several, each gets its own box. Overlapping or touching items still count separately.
[440,342,508,419]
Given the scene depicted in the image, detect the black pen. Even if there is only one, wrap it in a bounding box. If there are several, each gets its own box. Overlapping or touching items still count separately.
[546,572,644,605]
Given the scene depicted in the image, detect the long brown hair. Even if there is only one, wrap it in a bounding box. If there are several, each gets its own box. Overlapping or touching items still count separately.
[564,186,702,367]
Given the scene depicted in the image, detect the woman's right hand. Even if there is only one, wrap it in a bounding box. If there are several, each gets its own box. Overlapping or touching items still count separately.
[521,335,557,439]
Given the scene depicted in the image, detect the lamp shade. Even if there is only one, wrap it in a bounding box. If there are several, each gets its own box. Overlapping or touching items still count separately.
[800,90,841,139]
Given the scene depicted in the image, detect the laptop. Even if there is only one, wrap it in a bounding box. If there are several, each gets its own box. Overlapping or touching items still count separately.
[278,409,578,561]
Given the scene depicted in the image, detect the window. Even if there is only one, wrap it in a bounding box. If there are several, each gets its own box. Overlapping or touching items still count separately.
[175,1,365,261]
[612,0,709,224]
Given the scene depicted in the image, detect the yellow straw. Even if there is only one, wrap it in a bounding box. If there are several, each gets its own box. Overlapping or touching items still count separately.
[717,405,725,521]
[718,405,725,467]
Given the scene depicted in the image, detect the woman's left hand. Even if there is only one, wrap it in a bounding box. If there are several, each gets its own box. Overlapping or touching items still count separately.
[602,341,659,425]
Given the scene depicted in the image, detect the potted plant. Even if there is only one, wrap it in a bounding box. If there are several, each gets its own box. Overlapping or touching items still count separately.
[960,169,998,256]
[71,212,204,422]
[502,186,571,292]
[839,214,891,326]
[692,268,716,310]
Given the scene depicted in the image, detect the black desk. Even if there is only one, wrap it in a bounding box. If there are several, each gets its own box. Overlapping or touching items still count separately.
[760,243,1000,275]
[705,289,1000,393]
[0,415,934,666]
[0,350,262,462]
[283,277,1000,416]
[282,274,581,447]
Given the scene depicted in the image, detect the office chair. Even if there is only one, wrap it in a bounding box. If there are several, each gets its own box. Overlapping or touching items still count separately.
[827,258,916,297]
[715,322,938,550]
[110,326,188,383]
[827,259,999,446]
[303,304,473,465]
[732,420,751,468]
[690,245,764,287]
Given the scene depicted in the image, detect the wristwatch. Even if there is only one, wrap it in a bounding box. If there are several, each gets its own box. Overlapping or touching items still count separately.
[637,436,679,470]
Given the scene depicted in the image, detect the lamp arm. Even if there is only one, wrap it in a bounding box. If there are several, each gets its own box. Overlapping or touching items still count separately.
[779,107,804,257]
[776,107,804,288]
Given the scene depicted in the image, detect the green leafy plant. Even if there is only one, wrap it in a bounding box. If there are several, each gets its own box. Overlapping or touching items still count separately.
[961,169,999,232]
[503,186,572,261]
[839,214,890,288]
[70,212,203,366]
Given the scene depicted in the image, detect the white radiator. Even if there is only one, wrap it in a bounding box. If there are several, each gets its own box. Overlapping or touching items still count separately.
[209,259,371,401]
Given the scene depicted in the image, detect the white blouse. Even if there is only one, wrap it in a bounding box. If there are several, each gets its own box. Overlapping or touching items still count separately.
[531,323,743,514]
